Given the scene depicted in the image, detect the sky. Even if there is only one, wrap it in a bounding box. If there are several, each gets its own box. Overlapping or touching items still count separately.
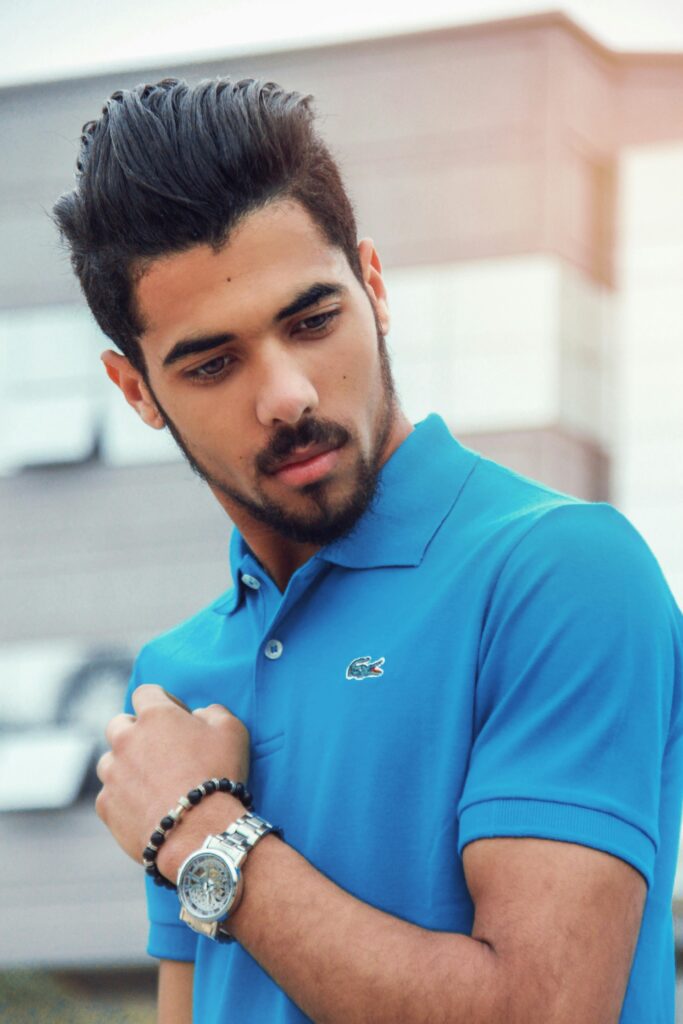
[2,0,683,89]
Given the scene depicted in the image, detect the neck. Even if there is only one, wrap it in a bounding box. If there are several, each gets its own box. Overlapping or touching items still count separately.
[214,408,413,592]
[226,513,319,593]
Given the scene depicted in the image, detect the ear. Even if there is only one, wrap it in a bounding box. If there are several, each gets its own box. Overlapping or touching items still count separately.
[100,350,165,429]
[357,238,390,336]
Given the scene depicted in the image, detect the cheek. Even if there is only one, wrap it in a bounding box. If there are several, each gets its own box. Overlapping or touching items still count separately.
[166,386,243,444]
[162,396,247,473]
[326,330,379,396]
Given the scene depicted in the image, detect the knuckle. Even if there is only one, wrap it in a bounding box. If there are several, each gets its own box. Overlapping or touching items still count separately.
[94,789,107,820]
[96,750,112,781]
[208,702,230,717]
[233,717,250,740]
[105,714,129,748]
[115,723,134,752]
[135,683,162,698]
[194,702,229,723]
[221,713,245,737]
[132,683,164,717]
[136,704,163,725]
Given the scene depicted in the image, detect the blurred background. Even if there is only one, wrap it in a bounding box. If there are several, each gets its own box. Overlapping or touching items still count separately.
[1,0,682,1019]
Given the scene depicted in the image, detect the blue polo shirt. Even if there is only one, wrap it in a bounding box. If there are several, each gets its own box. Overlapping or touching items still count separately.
[126,414,683,1024]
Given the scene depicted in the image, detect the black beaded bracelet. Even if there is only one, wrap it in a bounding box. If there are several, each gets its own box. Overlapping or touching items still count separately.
[142,777,254,890]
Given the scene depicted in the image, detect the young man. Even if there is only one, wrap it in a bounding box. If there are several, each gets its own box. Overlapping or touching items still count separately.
[54,78,683,1023]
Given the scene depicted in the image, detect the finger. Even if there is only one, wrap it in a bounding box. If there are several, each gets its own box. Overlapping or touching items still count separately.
[131,683,168,714]
[104,712,136,747]
[193,702,234,723]
[96,750,114,783]
[161,689,192,713]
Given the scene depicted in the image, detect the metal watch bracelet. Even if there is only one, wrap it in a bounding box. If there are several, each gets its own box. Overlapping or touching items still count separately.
[178,812,283,943]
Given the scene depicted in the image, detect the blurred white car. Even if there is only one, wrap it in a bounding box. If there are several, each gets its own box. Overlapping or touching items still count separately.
[0,642,151,968]
[0,641,133,811]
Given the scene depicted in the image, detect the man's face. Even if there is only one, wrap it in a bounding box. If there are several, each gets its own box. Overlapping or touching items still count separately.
[131,200,398,545]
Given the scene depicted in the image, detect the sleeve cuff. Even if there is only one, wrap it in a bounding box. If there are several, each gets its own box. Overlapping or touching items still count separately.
[457,797,656,889]
[147,920,198,962]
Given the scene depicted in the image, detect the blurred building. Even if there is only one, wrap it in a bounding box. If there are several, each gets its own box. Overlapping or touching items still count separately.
[1,11,682,969]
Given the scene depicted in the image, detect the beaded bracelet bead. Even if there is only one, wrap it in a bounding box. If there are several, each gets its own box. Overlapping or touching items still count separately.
[142,777,254,889]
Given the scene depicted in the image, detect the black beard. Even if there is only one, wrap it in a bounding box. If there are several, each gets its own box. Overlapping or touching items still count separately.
[146,330,397,546]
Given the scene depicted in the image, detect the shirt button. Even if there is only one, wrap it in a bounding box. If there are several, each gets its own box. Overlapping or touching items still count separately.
[242,574,261,591]
[264,639,283,660]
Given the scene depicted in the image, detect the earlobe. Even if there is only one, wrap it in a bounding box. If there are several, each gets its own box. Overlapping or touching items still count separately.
[137,392,166,430]
[100,349,165,430]
[136,376,166,429]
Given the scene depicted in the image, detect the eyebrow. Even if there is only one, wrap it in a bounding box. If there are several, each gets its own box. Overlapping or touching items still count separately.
[162,281,347,368]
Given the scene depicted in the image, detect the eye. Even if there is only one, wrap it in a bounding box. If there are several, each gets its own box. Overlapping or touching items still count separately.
[185,354,233,384]
[293,309,340,335]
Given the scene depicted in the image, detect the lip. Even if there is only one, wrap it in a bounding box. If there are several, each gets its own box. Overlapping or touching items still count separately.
[269,443,343,488]
[271,442,337,471]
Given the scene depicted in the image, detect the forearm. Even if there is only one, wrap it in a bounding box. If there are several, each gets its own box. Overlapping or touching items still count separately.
[158,959,193,1024]
[223,835,504,1024]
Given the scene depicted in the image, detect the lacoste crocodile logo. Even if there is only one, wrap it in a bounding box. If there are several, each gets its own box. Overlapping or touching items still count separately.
[345,656,385,681]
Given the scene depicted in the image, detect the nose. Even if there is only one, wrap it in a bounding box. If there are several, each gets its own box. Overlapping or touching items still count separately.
[254,345,319,427]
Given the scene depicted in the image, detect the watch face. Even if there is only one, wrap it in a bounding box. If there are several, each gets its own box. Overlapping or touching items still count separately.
[178,851,240,923]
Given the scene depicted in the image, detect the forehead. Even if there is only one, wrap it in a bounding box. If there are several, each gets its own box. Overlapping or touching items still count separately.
[134,200,351,352]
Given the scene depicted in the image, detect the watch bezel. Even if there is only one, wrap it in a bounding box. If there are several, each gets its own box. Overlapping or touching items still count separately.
[177,848,243,923]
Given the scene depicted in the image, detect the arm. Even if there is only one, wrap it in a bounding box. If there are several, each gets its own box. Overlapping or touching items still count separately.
[96,687,646,1024]
[158,960,193,1024]
[159,819,644,1024]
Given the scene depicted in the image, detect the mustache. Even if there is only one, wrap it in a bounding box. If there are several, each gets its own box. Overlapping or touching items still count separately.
[257,418,351,475]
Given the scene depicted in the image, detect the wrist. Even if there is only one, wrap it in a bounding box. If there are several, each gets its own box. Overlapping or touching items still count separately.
[176,812,283,943]
[222,830,281,938]
[156,793,245,881]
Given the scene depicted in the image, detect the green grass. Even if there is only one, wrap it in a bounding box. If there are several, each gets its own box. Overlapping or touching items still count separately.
[0,968,156,1024]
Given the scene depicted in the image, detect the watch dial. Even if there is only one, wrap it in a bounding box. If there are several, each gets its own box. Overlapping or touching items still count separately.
[179,853,236,921]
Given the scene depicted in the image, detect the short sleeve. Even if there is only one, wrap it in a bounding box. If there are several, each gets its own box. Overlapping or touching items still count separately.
[125,650,198,962]
[457,501,679,889]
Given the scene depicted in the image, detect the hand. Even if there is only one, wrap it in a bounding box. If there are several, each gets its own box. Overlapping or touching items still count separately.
[95,684,250,874]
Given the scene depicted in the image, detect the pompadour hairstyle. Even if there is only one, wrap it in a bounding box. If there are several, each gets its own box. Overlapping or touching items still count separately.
[53,76,362,373]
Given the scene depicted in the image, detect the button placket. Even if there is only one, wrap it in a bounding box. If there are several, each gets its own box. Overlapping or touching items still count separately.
[258,560,328,668]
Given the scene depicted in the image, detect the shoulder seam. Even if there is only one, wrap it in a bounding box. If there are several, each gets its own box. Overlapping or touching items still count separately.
[481,498,595,618]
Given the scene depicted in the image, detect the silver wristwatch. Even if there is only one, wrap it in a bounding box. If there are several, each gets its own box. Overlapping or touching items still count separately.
[177,812,280,943]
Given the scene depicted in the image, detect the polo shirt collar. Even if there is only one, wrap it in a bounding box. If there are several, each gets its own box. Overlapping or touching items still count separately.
[213,413,478,613]
[212,530,259,616]
[319,413,478,569]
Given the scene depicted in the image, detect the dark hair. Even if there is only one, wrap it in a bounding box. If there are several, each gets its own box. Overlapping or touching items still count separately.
[53,76,362,374]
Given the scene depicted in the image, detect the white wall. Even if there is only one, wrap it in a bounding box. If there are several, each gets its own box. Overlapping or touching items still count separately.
[613,141,683,604]
[0,305,180,472]
[385,253,619,451]
[385,255,562,430]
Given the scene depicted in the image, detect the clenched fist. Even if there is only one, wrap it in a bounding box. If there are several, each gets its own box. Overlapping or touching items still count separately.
[96,684,250,880]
